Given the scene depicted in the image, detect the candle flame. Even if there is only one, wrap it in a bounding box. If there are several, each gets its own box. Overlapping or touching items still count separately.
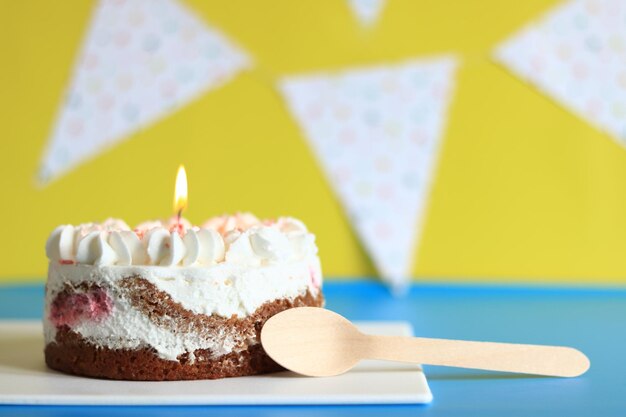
[173,165,188,217]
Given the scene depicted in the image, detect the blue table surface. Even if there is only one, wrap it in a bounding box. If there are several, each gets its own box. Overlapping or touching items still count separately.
[0,280,625,417]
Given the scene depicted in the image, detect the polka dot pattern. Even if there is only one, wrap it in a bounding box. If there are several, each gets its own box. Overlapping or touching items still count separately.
[39,0,250,184]
[279,57,457,287]
[496,0,626,145]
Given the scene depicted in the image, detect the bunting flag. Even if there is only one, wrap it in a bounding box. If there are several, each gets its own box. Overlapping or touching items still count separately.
[279,57,457,290]
[495,0,626,146]
[38,0,251,184]
[348,0,386,28]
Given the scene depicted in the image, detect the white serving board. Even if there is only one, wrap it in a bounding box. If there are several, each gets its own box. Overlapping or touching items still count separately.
[0,320,432,405]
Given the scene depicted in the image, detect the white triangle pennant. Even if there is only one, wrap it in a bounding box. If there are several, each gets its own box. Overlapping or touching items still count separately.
[348,0,386,27]
[279,57,457,289]
[495,0,626,145]
[39,0,251,184]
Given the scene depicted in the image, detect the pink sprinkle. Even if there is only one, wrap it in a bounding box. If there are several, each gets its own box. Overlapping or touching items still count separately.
[134,228,146,240]
[59,260,74,265]
[168,222,186,236]
[308,266,321,289]
[49,287,112,327]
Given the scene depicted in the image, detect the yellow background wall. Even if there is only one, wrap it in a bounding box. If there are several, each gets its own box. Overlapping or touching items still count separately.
[3,0,626,283]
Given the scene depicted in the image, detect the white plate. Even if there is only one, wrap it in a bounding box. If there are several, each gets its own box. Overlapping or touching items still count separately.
[0,320,432,405]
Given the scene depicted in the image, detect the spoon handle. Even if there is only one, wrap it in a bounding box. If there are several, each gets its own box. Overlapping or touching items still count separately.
[364,335,589,377]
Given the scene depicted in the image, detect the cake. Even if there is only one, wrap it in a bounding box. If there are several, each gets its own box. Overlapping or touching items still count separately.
[43,213,323,380]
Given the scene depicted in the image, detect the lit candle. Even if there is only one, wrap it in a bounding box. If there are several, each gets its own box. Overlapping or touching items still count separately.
[173,165,188,227]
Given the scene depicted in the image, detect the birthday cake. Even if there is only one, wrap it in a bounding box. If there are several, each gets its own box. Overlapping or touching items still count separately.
[43,213,323,380]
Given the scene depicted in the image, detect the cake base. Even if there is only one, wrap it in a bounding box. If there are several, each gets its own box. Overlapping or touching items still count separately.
[45,281,323,381]
[45,327,283,380]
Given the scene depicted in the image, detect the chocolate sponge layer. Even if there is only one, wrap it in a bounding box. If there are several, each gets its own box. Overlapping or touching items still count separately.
[45,278,323,381]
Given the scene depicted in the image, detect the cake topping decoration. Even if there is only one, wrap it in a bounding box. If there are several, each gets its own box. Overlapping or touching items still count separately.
[182,228,225,266]
[46,225,76,262]
[46,214,317,268]
[145,227,174,265]
[202,212,260,235]
[249,227,294,263]
[75,231,118,266]
[225,228,262,266]
[162,230,187,267]
[108,230,146,266]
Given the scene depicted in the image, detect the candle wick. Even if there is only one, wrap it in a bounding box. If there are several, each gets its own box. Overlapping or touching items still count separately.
[177,208,182,227]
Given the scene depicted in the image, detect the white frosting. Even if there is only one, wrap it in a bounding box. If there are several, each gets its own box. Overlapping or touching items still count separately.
[163,231,186,267]
[146,228,186,267]
[182,228,225,266]
[277,217,307,234]
[249,227,294,262]
[46,216,317,268]
[75,232,118,266]
[108,231,146,266]
[225,230,261,266]
[46,225,76,262]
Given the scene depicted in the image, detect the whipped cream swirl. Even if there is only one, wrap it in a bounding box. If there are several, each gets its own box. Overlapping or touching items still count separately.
[46,214,318,268]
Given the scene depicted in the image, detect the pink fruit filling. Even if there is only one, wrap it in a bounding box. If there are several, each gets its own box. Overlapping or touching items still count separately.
[49,287,112,327]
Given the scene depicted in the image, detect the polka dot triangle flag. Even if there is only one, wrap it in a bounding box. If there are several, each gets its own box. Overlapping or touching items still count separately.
[348,0,386,27]
[495,0,626,145]
[279,57,458,290]
[38,0,251,184]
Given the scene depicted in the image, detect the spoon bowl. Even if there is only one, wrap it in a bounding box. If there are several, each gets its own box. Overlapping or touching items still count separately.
[261,307,362,377]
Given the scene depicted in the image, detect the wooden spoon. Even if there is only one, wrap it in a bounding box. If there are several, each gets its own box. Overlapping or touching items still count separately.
[261,307,590,378]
